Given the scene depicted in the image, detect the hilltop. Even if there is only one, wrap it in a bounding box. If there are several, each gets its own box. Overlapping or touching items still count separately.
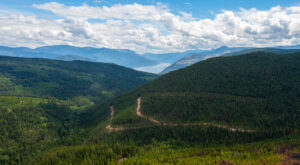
[93,51,300,132]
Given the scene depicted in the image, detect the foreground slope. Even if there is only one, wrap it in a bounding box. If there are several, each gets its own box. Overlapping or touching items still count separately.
[95,51,300,132]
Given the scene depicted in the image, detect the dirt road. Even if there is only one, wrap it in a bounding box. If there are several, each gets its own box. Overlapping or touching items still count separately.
[107,97,256,133]
[106,106,124,131]
[136,97,161,124]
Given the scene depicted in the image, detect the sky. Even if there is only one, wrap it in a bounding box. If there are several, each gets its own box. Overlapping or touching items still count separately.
[1,0,300,54]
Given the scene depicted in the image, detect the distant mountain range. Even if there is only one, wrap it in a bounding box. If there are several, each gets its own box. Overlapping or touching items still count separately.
[159,46,250,74]
[0,45,158,69]
[159,46,300,74]
[142,49,206,64]
[54,55,93,61]
[0,45,206,73]
[1,45,300,74]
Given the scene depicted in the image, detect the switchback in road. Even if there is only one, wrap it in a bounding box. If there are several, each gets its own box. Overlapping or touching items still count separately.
[107,97,256,133]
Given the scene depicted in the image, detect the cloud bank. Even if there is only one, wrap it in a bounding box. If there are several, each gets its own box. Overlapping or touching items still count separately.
[1,3,300,53]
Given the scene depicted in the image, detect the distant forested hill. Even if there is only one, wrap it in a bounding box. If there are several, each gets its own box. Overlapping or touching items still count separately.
[0,56,157,101]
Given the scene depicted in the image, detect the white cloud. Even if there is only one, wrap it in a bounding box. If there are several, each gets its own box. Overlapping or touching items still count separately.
[185,2,191,6]
[1,3,300,53]
[33,2,169,21]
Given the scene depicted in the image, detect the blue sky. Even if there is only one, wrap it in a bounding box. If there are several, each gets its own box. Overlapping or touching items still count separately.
[1,0,300,55]
[1,0,299,18]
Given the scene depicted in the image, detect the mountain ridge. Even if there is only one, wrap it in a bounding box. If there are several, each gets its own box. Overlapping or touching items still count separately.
[160,47,300,74]
[0,45,158,69]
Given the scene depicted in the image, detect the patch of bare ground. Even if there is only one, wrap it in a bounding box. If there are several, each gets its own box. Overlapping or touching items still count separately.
[118,154,127,164]
[218,160,234,165]
[136,97,256,133]
[106,106,124,131]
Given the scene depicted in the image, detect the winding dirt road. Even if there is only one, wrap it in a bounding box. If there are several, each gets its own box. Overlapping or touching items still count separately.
[107,97,256,133]
[106,106,124,131]
[136,97,161,124]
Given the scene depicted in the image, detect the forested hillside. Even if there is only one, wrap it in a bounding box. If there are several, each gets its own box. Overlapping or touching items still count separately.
[93,51,300,133]
[0,56,157,164]
[62,51,299,164]
[1,52,300,164]
[0,56,156,101]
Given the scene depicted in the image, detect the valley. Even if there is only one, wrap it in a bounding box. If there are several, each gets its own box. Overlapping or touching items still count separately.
[0,51,299,164]
[2,1,300,164]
